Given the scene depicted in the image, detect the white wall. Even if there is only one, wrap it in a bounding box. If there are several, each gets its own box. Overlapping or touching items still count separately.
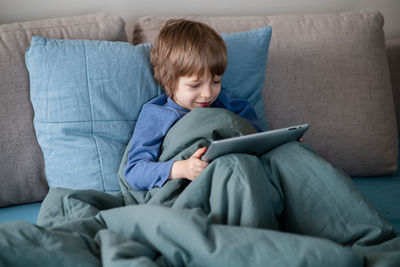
[1,0,399,41]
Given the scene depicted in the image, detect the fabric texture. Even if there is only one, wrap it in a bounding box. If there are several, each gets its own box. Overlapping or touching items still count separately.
[133,11,398,176]
[0,108,398,266]
[27,37,162,192]
[0,13,126,207]
[26,26,271,192]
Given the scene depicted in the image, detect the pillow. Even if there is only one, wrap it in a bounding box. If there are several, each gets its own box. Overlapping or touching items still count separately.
[221,26,271,131]
[0,13,126,207]
[26,26,271,192]
[27,37,162,192]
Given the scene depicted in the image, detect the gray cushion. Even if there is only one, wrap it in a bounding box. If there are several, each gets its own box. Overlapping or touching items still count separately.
[387,37,400,137]
[0,13,126,207]
[133,11,398,176]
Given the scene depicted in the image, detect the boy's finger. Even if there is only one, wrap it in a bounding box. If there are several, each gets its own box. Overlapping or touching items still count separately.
[191,147,207,158]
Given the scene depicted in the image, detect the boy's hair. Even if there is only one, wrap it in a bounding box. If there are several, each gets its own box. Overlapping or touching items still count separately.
[150,19,227,97]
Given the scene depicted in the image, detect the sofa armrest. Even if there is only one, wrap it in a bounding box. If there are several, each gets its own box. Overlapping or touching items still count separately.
[387,37,400,137]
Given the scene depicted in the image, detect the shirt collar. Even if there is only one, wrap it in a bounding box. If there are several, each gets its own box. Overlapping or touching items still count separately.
[166,97,191,112]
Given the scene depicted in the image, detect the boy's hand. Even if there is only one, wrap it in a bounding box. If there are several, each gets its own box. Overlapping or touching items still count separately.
[170,147,208,181]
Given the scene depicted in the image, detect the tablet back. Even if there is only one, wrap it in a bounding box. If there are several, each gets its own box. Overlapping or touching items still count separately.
[201,124,309,161]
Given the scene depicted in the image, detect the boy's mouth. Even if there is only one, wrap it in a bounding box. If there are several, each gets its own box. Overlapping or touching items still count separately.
[195,101,211,107]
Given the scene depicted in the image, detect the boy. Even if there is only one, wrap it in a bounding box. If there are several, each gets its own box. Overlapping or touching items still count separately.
[125,19,261,191]
[124,19,400,264]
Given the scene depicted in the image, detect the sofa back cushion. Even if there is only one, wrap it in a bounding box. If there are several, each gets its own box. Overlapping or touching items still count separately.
[0,13,126,207]
[132,11,398,176]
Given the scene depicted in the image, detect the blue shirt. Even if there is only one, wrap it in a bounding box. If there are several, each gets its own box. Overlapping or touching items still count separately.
[125,89,262,191]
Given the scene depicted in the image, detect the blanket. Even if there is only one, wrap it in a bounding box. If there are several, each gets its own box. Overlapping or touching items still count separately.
[2,108,398,267]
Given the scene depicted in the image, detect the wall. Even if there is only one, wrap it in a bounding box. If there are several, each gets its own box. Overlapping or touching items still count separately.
[1,0,399,41]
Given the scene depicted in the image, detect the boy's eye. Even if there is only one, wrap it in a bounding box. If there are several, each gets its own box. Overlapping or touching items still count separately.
[190,83,201,88]
[213,80,221,84]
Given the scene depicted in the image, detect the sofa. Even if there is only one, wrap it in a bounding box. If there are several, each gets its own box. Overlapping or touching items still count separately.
[0,9,399,242]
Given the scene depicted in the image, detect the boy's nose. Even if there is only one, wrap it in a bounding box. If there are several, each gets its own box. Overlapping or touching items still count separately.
[201,86,212,98]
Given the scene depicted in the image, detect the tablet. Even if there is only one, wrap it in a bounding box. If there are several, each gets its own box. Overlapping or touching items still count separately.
[201,123,309,162]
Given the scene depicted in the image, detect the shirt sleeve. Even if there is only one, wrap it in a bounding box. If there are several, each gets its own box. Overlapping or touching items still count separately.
[214,89,263,132]
[124,104,180,191]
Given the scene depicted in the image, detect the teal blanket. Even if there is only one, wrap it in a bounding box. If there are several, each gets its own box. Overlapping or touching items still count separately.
[1,108,399,266]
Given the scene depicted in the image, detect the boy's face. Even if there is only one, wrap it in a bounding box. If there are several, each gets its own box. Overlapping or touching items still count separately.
[173,72,222,110]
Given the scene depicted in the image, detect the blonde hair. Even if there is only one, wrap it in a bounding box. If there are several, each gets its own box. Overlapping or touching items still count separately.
[150,19,227,97]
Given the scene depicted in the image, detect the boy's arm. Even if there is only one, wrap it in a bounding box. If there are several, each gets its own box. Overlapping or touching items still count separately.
[124,104,179,190]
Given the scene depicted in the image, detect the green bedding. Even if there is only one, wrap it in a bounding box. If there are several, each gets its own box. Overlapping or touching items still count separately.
[1,108,399,266]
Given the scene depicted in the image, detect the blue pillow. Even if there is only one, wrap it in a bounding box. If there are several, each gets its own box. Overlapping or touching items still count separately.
[26,37,162,192]
[222,26,271,131]
[26,26,271,192]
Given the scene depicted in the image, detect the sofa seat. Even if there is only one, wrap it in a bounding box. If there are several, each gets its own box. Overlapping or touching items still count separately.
[0,202,41,224]
[353,172,400,236]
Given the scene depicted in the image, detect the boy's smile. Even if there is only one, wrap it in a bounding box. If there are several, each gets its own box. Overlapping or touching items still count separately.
[195,101,211,107]
[172,72,222,110]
